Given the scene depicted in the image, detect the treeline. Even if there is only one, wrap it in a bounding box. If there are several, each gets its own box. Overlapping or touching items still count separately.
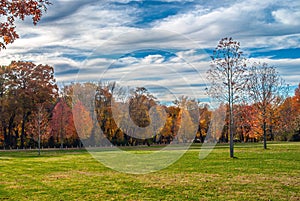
[0,61,300,149]
[0,62,197,149]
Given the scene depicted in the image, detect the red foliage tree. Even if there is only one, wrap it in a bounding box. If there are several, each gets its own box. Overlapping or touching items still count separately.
[48,98,77,147]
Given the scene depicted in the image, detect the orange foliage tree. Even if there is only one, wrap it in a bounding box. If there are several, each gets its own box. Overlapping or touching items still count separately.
[235,104,262,142]
[0,0,51,50]
[72,100,93,141]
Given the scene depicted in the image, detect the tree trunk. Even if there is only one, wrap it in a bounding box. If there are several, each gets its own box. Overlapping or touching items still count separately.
[239,126,244,142]
[38,107,41,156]
[14,129,19,148]
[60,103,64,149]
[262,107,267,149]
[263,120,267,149]
[198,124,204,143]
[269,124,274,141]
[229,105,234,158]
[21,112,29,149]
[21,119,25,149]
[8,113,15,148]
[3,125,7,149]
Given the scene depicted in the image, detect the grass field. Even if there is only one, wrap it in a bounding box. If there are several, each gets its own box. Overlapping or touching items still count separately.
[0,142,299,200]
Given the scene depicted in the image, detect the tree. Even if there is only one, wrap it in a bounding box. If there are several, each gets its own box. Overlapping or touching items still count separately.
[0,0,51,50]
[70,82,101,146]
[27,103,50,154]
[0,65,12,148]
[275,97,295,140]
[95,83,117,143]
[72,100,93,140]
[173,96,199,143]
[275,84,300,141]
[248,62,287,149]
[196,104,211,143]
[160,106,181,144]
[49,98,77,148]
[234,104,261,142]
[6,61,57,148]
[292,84,300,140]
[129,87,156,131]
[111,86,159,145]
[207,37,248,158]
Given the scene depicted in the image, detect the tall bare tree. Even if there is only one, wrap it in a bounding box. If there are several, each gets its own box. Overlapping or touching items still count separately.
[248,62,287,149]
[207,37,248,158]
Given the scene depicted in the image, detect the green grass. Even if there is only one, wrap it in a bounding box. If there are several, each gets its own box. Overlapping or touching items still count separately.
[0,142,299,200]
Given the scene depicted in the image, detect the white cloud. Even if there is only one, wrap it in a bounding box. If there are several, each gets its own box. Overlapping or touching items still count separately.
[272,9,300,26]
[142,55,165,64]
[154,0,300,49]
[0,0,299,101]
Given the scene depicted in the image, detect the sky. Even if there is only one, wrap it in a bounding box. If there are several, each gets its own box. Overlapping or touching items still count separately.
[0,0,299,102]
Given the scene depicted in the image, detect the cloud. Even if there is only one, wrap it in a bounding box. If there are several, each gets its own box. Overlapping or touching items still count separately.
[70,50,210,102]
[272,9,300,26]
[154,0,300,49]
[4,0,299,60]
[142,54,165,64]
[0,0,299,102]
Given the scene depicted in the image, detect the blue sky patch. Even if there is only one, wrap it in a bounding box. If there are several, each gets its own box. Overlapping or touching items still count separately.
[249,48,300,59]
[112,0,196,27]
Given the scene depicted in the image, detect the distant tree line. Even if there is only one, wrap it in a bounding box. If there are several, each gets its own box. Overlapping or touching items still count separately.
[0,43,300,150]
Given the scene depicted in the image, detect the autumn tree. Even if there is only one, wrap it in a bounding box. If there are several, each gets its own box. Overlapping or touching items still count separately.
[293,84,300,140]
[49,98,78,148]
[275,84,300,141]
[27,103,50,154]
[95,82,120,144]
[6,61,57,148]
[234,104,261,142]
[129,87,153,127]
[70,82,103,146]
[275,97,295,140]
[294,83,300,120]
[0,0,51,50]
[72,100,93,141]
[0,66,9,147]
[248,62,287,149]
[115,87,159,145]
[160,106,181,144]
[195,104,211,143]
[173,96,199,143]
[207,37,248,158]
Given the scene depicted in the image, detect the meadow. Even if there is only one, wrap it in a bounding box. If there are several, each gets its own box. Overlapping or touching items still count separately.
[0,142,299,200]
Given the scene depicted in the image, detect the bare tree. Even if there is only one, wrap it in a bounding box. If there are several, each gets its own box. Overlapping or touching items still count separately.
[248,62,287,149]
[207,37,248,158]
